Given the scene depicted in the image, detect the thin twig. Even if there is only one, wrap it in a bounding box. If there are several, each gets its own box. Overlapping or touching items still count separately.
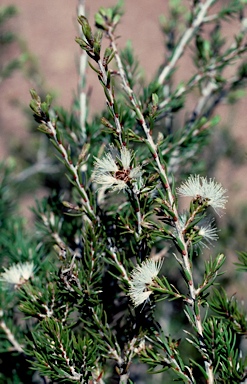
[78,0,87,141]
[157,0,216,85]
[108,246,130,283]
[12,160,59,183]
[46,120,96,220]
[57,331,83,381]
[97,60,123,146]
[0,316,24,353]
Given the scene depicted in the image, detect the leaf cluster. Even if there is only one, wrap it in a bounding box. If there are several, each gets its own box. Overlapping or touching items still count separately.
[1,1,247,383]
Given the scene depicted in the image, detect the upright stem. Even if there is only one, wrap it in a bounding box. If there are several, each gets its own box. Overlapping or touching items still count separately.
[77,0,87,141]
[108,28,214,384]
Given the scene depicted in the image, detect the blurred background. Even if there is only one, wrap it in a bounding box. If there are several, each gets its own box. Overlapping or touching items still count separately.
[1,0,247,291]
[0,2,247,382]
[1,0,166,153]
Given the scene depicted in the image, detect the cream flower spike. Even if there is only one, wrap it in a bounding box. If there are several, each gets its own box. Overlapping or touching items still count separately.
[177,175,228,215]
[128,258,163,307]
[0,261,35,287]
[197,221,219,249]
[92,146,142,192]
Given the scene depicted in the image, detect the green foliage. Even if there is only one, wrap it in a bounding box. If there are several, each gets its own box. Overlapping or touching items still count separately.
[203,318,246,382]
[235,251,247,272]
[1,1,247,383]
[0,5,35,81]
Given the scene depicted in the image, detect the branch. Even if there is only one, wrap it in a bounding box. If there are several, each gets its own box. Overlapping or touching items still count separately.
[46,120,96,221]
[108,27,215,384]
[108,246,130,284]
[0,313,24,353]
[157,0,216,85]
[97,59,123,146]
[13,160,59,183]
[77,0,87,141]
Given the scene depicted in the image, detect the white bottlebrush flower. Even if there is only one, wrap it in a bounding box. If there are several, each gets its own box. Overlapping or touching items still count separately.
[177,175,228,215]
[92,146,142,192]
[0,261,35,286]
[177,213,218,249]
[197,221,219,249]
[128,258,163,307]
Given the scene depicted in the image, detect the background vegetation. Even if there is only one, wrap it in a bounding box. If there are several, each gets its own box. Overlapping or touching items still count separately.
[0,1,247,383]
